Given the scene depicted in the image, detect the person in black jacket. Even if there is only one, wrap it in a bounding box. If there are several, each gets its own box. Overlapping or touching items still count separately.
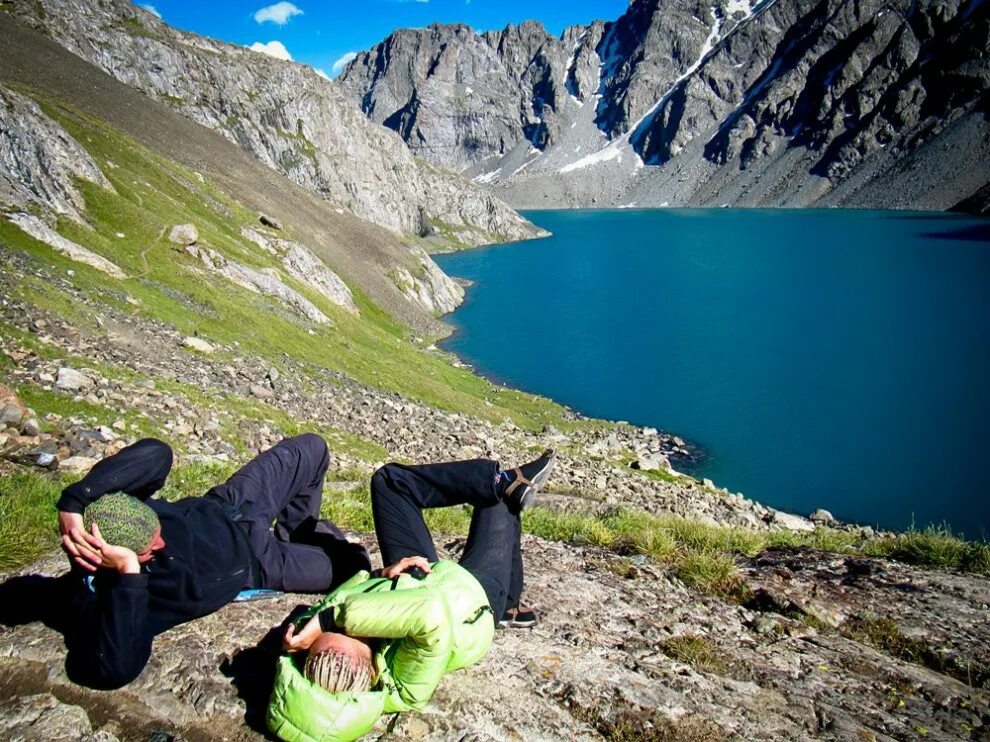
[57,433,370,689]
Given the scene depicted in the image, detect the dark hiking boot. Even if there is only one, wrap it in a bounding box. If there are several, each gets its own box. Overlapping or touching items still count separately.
[499,449,557,512]
[498,605,540,629]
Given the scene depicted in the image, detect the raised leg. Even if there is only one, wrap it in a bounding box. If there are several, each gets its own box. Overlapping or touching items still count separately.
[208,433,348,591]
[370,459,500,565]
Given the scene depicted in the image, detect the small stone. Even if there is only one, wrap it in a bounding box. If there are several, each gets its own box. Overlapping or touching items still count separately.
[55,368,92,392]
[1,403,23,428]
[183,336,215,354]
[168,223,199,246]
[702,478,716,489]
[112,419,127,430]
[59,456,99,474]
[249,384,275,399]
[21,418,41,436]
[36,452,56,469]
[673,436,686,447]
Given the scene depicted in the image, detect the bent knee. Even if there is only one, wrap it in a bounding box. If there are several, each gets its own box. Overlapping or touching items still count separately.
[287,432,329,459]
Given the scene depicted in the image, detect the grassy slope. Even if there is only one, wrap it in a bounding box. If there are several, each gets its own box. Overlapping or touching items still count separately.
[1,86,987,590]
[1,88,573,432]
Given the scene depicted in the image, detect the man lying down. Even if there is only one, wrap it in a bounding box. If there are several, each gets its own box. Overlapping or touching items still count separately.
[267,449,557,742]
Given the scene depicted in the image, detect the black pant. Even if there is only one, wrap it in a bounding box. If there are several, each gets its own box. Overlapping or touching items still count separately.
[207,433,370,593]
[370,460,523,619]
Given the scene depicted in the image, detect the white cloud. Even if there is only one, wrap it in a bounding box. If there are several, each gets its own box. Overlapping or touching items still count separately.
[315,68,330,80]
[139,4,162,18]
[254,2,303,25]
[331,51,358,75]
[249,40,293,61]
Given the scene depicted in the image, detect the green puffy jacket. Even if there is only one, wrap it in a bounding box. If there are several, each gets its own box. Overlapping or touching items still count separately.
[267,560,495,742]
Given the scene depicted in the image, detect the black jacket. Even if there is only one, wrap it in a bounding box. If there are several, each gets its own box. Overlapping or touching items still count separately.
[58,439,254,688]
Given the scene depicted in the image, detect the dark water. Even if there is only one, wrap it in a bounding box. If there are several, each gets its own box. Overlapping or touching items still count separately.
[435,209,990,538]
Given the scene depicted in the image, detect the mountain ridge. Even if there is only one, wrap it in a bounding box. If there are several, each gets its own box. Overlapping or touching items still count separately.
[339,0,990,212]
[6,0,544,247]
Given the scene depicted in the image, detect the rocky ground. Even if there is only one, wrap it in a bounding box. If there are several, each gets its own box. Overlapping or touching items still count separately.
[2,231,989,741]
[1,538,988,741]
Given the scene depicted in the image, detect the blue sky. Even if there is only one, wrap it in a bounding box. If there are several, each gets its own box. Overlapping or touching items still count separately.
[135,1,628,77]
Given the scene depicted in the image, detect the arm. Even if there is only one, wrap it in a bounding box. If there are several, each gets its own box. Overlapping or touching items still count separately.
[67,566,154,689]
[58,438,174,514]
[335,589,452,712]
[59,439,172,570]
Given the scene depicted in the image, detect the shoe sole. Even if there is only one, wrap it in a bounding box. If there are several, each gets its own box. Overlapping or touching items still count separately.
[497,618,539,629]
[518,450,557,511]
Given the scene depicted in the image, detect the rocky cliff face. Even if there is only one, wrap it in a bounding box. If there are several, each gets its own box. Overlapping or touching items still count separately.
[0,87,113,223]
[7,0,542,246]
[339,0,990,211]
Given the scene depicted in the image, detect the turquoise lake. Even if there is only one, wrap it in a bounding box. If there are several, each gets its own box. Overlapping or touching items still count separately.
[435,209,990,538]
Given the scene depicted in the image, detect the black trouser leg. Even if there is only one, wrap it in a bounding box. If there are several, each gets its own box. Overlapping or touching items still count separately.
[371,459,521,616]
[459,502,522,620]
[207,433,348,592]
[370,459,501,564]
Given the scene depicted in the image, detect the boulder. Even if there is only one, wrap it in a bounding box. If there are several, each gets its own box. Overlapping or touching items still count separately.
[182,336,215,354]
[168,223,199,246]
[249,384,274,400]
[21,418,41,437]
[59,455,99,474]
[630,454,669,472]
[55,367,93,392]
[259,213,283,230]
[771,510,816,532]
[1,403,23,428]
[809,508,836,525]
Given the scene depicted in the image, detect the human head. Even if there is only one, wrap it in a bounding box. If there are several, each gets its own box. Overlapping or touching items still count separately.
[304,632,373,694]
[83,493,162,559]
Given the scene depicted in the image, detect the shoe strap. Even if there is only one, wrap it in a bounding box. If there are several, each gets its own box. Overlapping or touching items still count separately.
[504,467,532,496]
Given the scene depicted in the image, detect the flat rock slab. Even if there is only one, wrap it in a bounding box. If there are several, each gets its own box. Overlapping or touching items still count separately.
[1,540,988,741]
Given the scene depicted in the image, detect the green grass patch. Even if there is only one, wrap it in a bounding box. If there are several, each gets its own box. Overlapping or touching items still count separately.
[862,526,990,573]
[0,471,64,571]
[660,635,727,674]
[1,88,577,433]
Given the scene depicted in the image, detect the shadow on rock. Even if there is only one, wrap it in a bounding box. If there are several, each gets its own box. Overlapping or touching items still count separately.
[0,573,74,632]
[220,603,309,736]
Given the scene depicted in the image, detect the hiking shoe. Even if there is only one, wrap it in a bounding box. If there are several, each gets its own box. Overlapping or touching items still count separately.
[501,449,557,512]
[498,606,539,629]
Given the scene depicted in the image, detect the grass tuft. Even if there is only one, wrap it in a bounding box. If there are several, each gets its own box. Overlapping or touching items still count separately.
[0,472,64,571]
[660,635,727,674]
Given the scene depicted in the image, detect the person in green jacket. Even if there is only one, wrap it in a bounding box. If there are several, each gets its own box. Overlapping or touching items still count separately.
[267,449,558,742]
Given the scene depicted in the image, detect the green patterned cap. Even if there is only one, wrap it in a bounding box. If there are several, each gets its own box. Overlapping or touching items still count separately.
[83,493,160,553]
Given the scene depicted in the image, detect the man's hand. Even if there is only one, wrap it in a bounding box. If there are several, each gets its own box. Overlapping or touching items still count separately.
[61,523,140,574]
[283,614,323,654]
[60,511,101,571]
[381,555,432,580]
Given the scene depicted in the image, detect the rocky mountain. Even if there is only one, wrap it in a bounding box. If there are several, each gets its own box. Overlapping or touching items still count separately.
[6,0,543,246]
[339,0,990,211]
